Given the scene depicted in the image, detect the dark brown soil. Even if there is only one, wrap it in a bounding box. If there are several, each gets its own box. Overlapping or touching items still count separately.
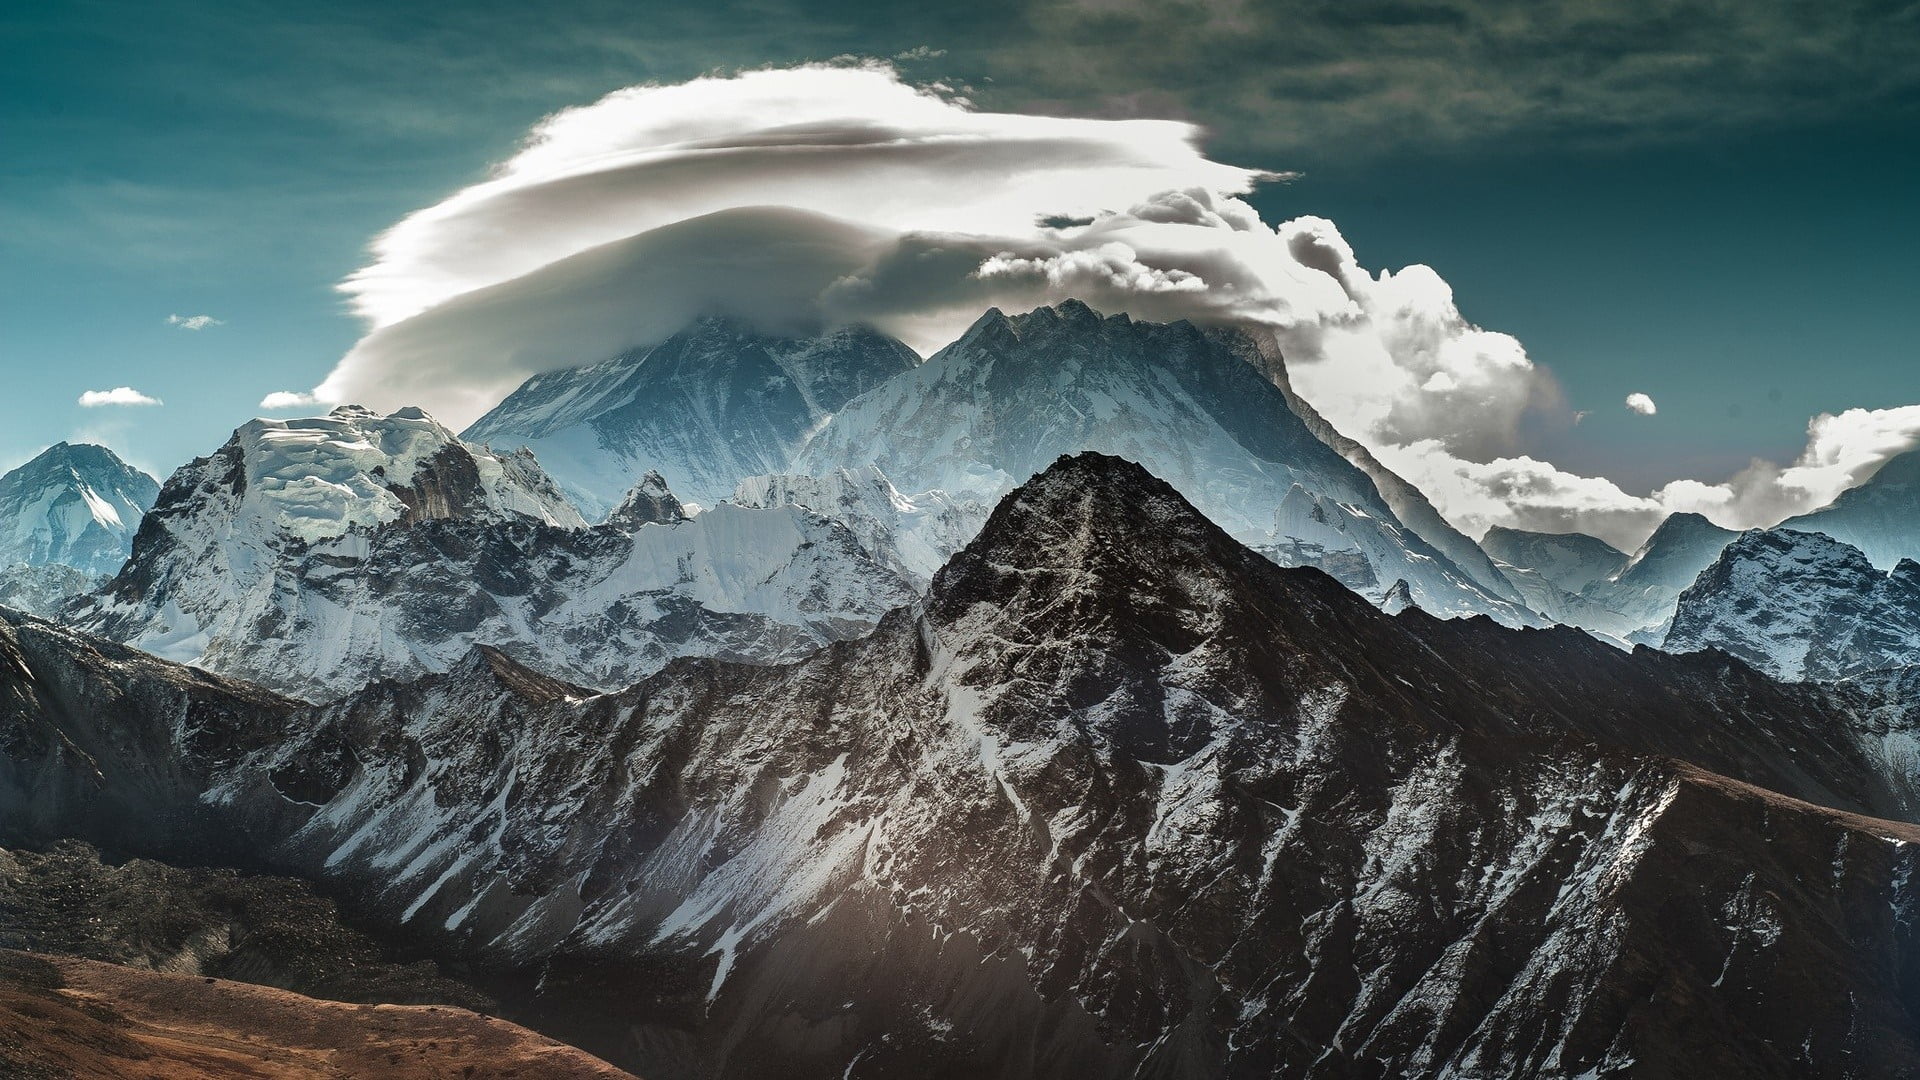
[0,949,638,1079]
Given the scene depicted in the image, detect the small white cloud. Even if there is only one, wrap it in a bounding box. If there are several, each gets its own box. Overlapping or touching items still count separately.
[166,313,223,330]
[258,390,319,409]
[1625,392,1657,416]
[78,386,162,407]
[894,45,947,61]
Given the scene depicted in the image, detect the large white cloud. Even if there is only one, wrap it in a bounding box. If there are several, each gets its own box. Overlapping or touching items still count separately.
[338,62,1272,329]
[300,62,1918,551]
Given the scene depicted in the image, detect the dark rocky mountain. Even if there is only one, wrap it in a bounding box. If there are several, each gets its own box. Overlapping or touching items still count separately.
[1666,528,1920,681]
[6,454,1920,1078]
[1782,448,1920,569]
[463,317,921,515]
[605,469,688,529]
[0,442,158,587]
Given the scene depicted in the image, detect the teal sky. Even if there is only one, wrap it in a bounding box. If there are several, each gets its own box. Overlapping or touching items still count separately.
[3,0,1917,492]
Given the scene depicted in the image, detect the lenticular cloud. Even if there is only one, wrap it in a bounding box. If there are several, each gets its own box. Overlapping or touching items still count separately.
[338,62,1272,330]
[306,61,1920,548]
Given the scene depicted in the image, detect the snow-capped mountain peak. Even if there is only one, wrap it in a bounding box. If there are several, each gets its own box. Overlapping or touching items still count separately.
[1666,527,1920,681]
[0,440,159,577]
[66,405,910,699]
[1480,524,1628,595]
[462,316,920,514]
[1780,447,1920,570]
[798,300,1535,624]
[225,405,583,542]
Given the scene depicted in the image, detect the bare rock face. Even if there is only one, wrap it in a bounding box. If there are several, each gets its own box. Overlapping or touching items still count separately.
[1666,528,1920,681]
[0,839,490,1010]
[606,471,688,529]
[0,950,635,1080]
[6,456,1920,1078]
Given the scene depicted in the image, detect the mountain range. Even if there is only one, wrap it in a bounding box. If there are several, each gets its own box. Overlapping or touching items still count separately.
[5,299,1920,1078]
[7,453,1920,1079]
[63,404,911,700]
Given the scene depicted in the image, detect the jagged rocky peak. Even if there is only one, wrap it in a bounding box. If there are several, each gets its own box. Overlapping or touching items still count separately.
[0,440,159,576]
[603,470,686,529]
[1480,524,1628,594]
[1666,527,1920,681]
[19,452,1920,1077]
[462,315,921,514]
[1380,578,1416,614]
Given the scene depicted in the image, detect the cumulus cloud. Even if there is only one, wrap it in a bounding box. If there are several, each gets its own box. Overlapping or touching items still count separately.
[259,390,319,409]
[1377,406,1920,550]
[166,313,222,330]
[291,62,1917,553]
[1625,392,1657,415]
[78,386,161,407]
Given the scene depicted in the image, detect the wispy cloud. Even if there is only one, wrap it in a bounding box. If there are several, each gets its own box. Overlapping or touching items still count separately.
[166,313,223,330]
[894,46,946,62]
[78,386,162,407]
[1625,393,1657,416]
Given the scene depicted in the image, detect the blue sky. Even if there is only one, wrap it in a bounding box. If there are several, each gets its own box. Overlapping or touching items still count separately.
[3,0,1916,512]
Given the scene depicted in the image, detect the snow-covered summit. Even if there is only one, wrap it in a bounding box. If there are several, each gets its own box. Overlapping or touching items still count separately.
[0,441,159,576]
[1576,511,1740,635]
[463,317,919,515]
[1780,448,1920,570]
[66,404,909,699]
[219,405,582,542]
[732,466,990,588]
[1480,525,1628,595]
[797,300,1534,624]
[1666,528,1920,681]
